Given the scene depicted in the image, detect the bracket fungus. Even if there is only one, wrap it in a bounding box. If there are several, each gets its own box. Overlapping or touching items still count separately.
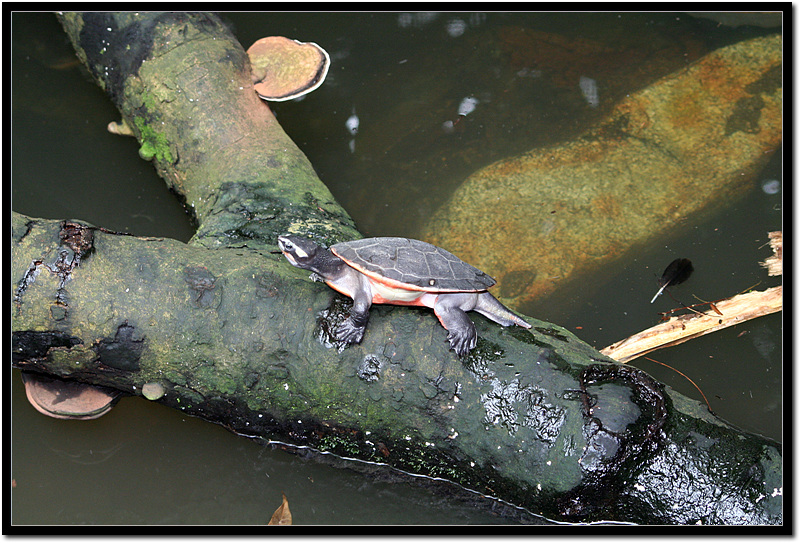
[247,36,330,101]
[21,372,121,420]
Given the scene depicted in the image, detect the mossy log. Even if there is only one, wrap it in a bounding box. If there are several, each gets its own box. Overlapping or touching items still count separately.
[11,12,782,525]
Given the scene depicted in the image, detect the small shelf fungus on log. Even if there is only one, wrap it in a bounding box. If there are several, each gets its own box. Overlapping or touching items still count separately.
[20,371,122,420]
[247,36,331,101]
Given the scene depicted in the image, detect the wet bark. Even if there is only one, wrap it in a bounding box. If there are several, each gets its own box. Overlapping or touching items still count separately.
[11,12,782,525]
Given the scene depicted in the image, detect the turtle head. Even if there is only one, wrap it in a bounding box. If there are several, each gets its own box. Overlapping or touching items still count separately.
[278,235,346,279]
[277,235,323,270]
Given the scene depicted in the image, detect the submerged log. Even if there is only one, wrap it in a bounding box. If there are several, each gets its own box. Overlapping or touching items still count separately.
[11,13,782,525]
[422,33,782,309]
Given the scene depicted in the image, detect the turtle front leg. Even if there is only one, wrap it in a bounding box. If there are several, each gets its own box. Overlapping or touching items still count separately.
[434,293,479,357]
[334,278,372,345]
[336,299,370,344]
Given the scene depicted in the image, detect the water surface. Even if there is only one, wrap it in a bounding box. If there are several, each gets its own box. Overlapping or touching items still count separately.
[11,11,782,525]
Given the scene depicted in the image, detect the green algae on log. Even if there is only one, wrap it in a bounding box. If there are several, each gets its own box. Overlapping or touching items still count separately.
[422,34,782,309]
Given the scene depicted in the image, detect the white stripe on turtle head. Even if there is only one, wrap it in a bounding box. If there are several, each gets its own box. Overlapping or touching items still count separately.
[293,245,309,259]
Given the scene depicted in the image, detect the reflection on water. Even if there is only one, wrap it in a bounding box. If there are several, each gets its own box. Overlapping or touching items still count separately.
[761,179,780,195]
[578,76,599,108]
[11,11,782,525]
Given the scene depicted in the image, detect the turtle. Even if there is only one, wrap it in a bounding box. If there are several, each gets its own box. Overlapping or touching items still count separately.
[277,235,531,356]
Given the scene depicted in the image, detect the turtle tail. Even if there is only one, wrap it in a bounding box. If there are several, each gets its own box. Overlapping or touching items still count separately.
[474,292,532,329]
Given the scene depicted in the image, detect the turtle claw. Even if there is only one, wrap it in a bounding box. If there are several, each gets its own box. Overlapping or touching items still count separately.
[334,317,366,345]
[447,329,477,357]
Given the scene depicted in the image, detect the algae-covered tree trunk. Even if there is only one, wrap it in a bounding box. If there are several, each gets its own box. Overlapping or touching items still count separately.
[11,12,782,525]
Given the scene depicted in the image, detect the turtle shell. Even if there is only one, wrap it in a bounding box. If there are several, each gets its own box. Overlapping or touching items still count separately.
[331,237,495,292]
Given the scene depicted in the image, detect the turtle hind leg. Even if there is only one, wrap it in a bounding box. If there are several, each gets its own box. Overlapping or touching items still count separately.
[434,294,478,357]
[474,292,531,328]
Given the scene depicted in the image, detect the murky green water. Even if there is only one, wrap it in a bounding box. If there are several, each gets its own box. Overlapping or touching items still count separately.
[11,11,782,525]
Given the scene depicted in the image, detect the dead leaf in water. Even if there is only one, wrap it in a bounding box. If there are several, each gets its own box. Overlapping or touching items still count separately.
[268,493,292,525]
